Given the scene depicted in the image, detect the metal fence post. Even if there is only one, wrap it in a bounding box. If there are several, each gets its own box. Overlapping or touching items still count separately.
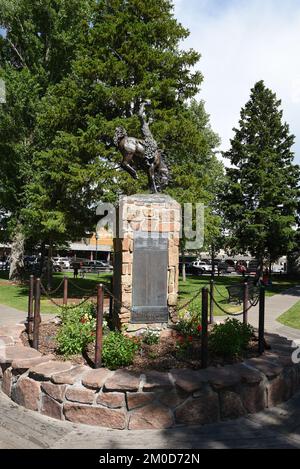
[243,281,249,325]
[95,284,104,369]
[27,275,35,334]
[209,279,214,325]
[63,276,68,306]
[201,287,209,369]
[33,278,41,350]
[109,277,113,320]
[258,286,266,354]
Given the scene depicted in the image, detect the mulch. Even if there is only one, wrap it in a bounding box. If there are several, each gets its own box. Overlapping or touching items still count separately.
[21,322,261,371]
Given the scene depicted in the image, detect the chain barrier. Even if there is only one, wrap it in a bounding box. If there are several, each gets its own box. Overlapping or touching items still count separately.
[42,278,65,296]
[68,278,98,295]
[103,283,211,316]
[213,283,229,300]
[40,283,96,310]
[102,284,136,316]
[209,290,260,317]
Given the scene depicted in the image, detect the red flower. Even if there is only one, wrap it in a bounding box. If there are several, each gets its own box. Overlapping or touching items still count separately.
[188,336,193,342]
[197,325,202,332]
[178,336,184,343]
[80,318,87,324]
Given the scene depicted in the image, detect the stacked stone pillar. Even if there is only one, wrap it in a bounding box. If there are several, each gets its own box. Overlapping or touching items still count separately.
[112,194,181,331]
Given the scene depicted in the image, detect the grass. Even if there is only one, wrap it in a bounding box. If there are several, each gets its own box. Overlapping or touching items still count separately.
[0,271,112,314]
[0,270,298,318]
[178,275,300,317]
[277,301,300,330]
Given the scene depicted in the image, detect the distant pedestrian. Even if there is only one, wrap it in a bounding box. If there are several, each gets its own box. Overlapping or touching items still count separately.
[73,264,79,279]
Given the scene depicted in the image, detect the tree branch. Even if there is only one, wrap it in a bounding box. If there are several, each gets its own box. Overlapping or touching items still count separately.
[7,38,27,67]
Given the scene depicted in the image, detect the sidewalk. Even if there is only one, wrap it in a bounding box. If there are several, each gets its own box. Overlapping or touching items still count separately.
[0,388,300,449]
[216,286,300,341]
[0,304,55,327]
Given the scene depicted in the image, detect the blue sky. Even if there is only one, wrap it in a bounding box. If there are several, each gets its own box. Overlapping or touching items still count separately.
[2,2,300,162]
[174,0,300,163]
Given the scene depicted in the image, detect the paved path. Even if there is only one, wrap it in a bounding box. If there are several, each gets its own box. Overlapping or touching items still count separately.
[216,286,300,341]
[1,291,300,449]
[0,304,55,327]
[0,389,300,449]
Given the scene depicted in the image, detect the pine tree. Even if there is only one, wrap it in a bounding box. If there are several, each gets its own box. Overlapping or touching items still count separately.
[0,0,92,279]
[222,80,300,269]
[24,0,220,249]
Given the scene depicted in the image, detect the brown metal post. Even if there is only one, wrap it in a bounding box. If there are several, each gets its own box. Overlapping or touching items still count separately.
[243,282,249,325]
[27,275,35,334]
[258,286,266,355]
[63,276,68,306]
[33,278,41,350]
[201,287,209,369]
[109,277,113,320]
[95,284,104,369]
[209,279,214,324]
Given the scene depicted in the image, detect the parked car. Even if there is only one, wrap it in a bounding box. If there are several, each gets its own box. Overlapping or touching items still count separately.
[248,261,259,274]
[52,257,71,269]
[216,262,236,274]
[191,260,213,275]
[81,260,113,273]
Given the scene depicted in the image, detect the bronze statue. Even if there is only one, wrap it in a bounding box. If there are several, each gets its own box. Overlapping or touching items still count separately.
[114,101,169,193]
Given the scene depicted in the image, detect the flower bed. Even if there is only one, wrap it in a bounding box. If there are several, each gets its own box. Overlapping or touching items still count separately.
[1,322,300,430]
[21,302,261,371]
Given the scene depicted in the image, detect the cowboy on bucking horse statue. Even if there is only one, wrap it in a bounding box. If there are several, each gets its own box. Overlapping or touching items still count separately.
[114,100,170,193]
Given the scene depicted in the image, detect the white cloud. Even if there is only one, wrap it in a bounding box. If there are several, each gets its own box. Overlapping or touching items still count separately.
[175,0,300,162]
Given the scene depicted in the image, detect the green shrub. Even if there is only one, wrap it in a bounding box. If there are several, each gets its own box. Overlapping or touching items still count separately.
[209,319,254,357]
[175,305,202,337]
[102,332,139,369]
[56,302,97,356]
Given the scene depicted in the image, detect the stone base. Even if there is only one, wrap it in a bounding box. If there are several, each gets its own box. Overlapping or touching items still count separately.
[1,325,300,430]
[112,194,181,329]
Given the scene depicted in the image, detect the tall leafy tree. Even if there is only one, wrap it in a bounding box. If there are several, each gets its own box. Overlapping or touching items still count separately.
[222,80,300,270]
[0,0,92,279]
[166,99,224,279]
[23,1,219,251]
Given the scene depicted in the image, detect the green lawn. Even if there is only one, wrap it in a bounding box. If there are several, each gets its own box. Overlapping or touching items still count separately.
[278,301,300,330]
[178,275,300,317]
[0,271,112,314]
[0,271,298,318]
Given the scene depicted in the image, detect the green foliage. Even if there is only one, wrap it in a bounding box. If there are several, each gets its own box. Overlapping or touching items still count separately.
[175,334,194,359]
[175,306,202,337]
[1,0,222,275]
[56,302,97,356]
[209,319,254,357]
[0,0,93,276]
[221,81,300,265]
[102,332,139,370]
[141,329,160,346]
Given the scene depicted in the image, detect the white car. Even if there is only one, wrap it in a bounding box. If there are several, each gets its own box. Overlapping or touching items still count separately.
[192,261,213,273]
[52,257,71,269]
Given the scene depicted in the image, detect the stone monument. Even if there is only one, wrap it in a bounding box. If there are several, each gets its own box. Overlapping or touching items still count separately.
[113,101,180,332]
[112,194,181,332]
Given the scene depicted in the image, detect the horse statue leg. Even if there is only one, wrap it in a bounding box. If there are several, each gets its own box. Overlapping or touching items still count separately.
[148,163,158,193]
[121,155,138,179]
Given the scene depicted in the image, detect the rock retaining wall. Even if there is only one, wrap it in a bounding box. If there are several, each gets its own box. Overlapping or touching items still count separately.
[1,324,300,430]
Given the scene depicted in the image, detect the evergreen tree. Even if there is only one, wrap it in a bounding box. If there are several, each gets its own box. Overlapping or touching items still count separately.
[222,80,300,269]
[0,0,92,279]
[24,0,220,251]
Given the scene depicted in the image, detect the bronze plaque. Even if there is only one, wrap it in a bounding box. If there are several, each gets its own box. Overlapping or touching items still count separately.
[131,236,168,323]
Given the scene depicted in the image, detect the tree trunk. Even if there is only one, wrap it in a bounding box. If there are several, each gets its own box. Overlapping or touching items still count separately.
[9,229,25,282]
[47,242,53,291]
[182,247,186,282]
